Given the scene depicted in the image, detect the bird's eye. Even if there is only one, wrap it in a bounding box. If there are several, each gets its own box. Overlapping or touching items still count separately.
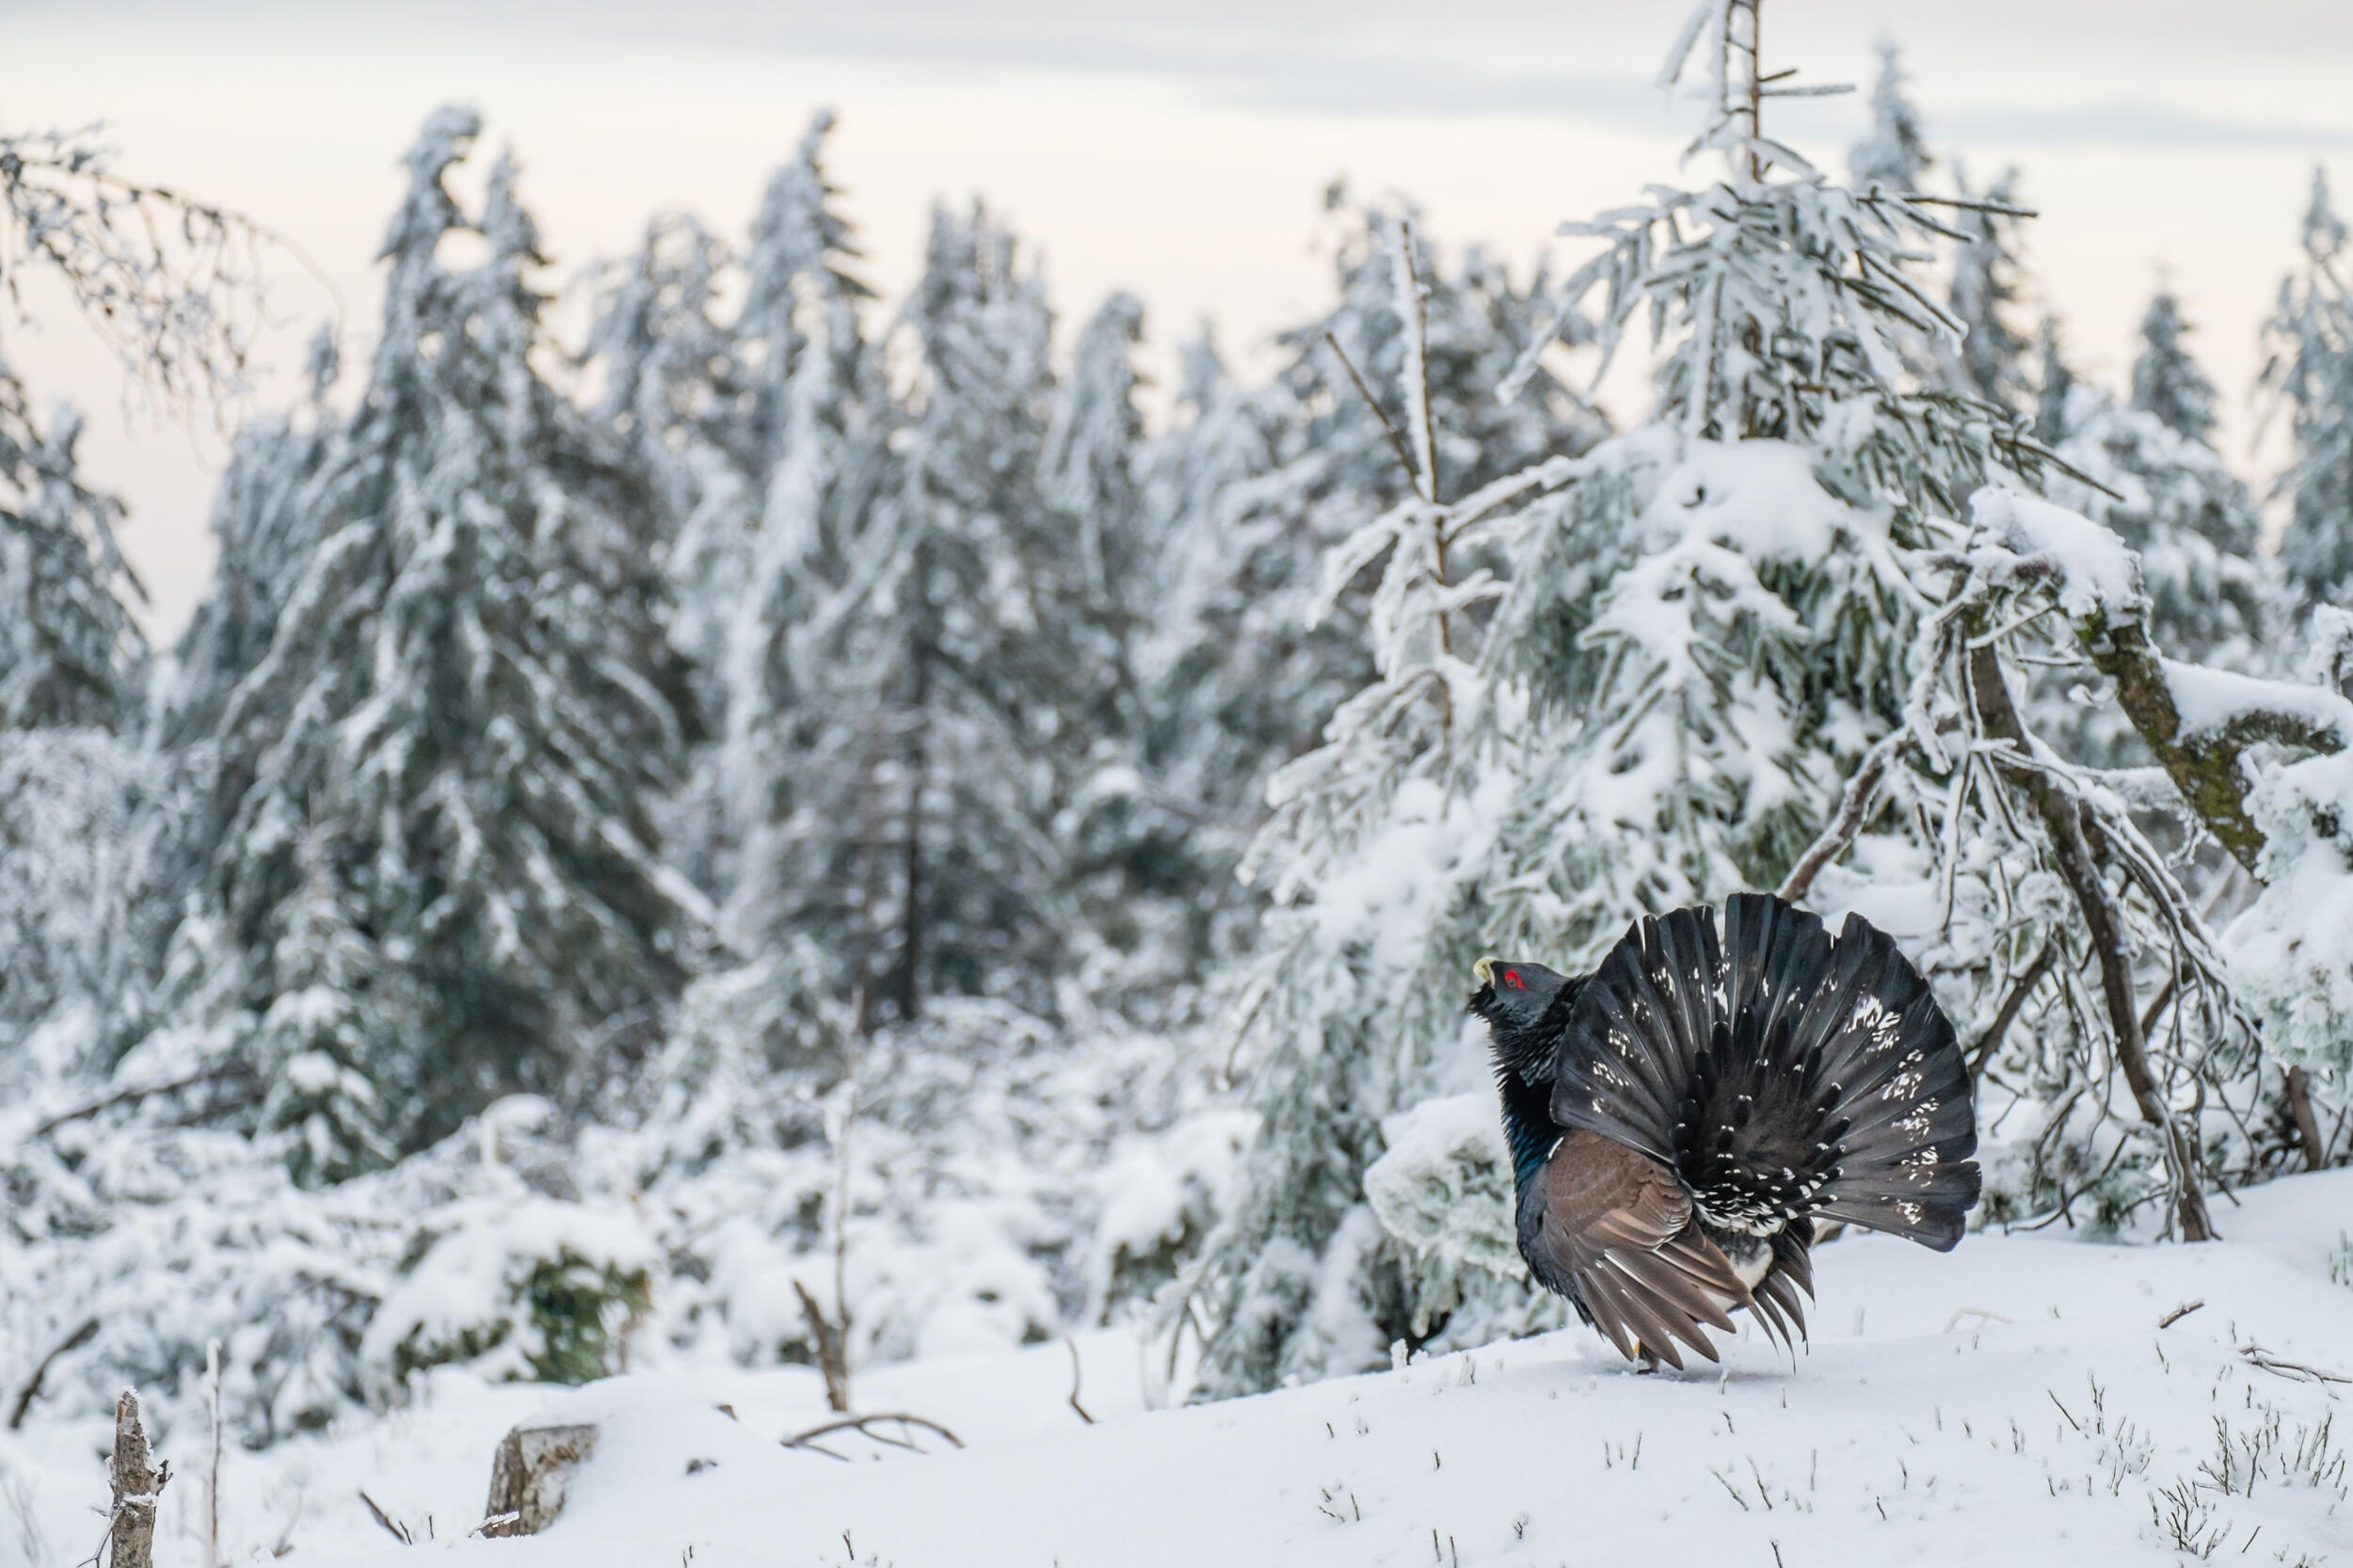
[1504,969,1524,990]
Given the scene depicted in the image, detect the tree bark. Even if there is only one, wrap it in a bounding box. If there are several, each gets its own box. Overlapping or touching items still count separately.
[1968,640,2215,1240]
[109,1388,163,1568]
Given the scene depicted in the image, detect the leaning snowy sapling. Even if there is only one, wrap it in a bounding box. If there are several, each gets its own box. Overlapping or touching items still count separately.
[1469,893,1979,1369]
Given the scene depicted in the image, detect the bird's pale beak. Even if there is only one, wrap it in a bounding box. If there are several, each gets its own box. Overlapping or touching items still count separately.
[1472,956,1497,985]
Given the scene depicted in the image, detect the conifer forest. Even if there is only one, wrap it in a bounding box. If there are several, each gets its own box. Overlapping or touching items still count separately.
[4,3,2353,1562]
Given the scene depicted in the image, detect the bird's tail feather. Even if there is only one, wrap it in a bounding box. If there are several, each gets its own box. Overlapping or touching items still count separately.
[1549,893,1980,1254]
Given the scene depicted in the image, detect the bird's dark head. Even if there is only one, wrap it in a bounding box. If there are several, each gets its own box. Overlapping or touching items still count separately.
[1468,956,1572,1081]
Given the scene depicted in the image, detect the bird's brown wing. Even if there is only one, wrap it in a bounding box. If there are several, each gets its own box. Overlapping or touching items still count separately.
[1528,1130,1755,1370]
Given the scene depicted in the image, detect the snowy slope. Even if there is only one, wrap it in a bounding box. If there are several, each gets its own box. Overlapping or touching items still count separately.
[11,1172,2351,1568]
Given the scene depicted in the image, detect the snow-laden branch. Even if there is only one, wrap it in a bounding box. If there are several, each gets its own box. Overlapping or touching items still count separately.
[1968,486,2351,872]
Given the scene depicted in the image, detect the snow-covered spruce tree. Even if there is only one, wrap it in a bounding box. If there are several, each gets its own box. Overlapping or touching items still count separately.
[0,375,152,1042]
[2038,296,2263,671]
[1848,39,1929,196]
[0,381,142,734]
[1177,200,1625,1390]
[2263,166,2353,613]
[1041,290,1207,1009]
[1136,327,1347,982]
[2223,606,2353,1171]
[161,333,342,753]
[0,232,155,1063]
[1142,203,1601,995]
[712,116,877,924]
[770,200,1079,1024]
[2133,289,2221,445]
[158,107,703,1168]
[584,110,874,916]
[1945,162,2033,414]
[2032,315,2073,444]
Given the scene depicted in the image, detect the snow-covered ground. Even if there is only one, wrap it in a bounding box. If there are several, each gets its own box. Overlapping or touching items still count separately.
[7,1170,2349,1568]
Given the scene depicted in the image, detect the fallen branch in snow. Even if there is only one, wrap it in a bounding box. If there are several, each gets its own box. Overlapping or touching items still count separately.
[2237,1343,2350,1391]
[781,1413,965,1458]
[7,1316,97,1431]
[1940,1307,2014,1334]
[2156,1300,2203,1329]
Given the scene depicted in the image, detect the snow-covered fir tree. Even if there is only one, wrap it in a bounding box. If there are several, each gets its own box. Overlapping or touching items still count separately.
[2264,166,2353,612]
[768,200,1080,1024]
[2133,288,2221,444]
[2032,314,2073,444]
[0,377,142,734]
[583,110,873,909]
[1945,162,2033,414]
[1142,202,1602,991]
[160,333,341,754]
[156,106,705,1168]
[0,320,152,1069]
[2038,296,2263,669]
[1849,40,1930,195]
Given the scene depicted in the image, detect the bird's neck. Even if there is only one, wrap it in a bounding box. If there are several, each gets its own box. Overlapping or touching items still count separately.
[1483,977,1581,1189]
[1495,1068,1559,1190]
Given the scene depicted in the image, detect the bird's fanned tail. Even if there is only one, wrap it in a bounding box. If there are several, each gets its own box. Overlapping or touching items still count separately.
[1549,893,1981,1262]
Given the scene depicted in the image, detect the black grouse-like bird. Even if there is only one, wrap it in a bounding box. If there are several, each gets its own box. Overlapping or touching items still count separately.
[1469,893,1979,1369]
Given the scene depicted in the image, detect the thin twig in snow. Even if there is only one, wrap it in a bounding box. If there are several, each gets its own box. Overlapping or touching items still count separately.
[1064,1338,1095,1425]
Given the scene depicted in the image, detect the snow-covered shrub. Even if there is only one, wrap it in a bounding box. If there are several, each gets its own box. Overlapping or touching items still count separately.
[0,1122,389,1448]
[363,1191,656,1389]
[1085,1110,1253,1320]
[1362,1093,1529,1337]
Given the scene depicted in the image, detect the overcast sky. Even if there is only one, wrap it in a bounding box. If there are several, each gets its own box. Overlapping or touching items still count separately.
[8,1,2351,638]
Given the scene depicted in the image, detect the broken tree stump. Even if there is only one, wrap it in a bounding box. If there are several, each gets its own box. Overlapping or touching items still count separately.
[482,1422,598,1537]
[110,1387,166,1568]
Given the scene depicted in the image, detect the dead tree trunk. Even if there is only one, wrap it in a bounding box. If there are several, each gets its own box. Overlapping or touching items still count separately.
[109,1388,165,1568]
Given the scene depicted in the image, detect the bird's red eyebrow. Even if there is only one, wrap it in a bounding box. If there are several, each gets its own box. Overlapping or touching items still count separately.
[1504,968,1524,989]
